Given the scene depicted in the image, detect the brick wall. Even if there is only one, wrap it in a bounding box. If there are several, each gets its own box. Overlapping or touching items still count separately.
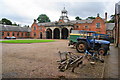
[31,23,46,39]
[74,17,106,34]
[1,31,30,39]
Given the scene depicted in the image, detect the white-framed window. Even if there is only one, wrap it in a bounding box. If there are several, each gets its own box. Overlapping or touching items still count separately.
[96,23,100,28]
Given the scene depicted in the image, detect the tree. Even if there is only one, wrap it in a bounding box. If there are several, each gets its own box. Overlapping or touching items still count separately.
[1,18,12,25]
[86,16,96,20]
[12,22,18,26]
[107,15,115,23]
[75,16,82,20]
[37,14,51,23]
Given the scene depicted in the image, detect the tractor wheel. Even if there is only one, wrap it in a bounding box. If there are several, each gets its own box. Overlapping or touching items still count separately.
[98,48,107,56]
[76,41,87,53]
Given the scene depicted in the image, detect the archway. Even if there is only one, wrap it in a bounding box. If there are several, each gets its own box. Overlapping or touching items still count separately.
[40,32,42,39]
[53,28,60,39]
[70,28,73,33]
[61,28,68,39]
[46,28,52,39]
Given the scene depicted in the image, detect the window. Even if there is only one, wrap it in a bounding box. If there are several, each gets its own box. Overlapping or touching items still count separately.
[107,32,111,35]
[96,23,100,28]
[85,26,88,29]
[2,32,4,36]
[27,32,30,36]
[22,33,24,36]
[12,32,14,36]
[34,32,36,36]
[34,26,36,30]
[39,27,42,30]
[76,26,79,28]
[7,32,10,36]
[17,32,19,36]
[25,33,27,36]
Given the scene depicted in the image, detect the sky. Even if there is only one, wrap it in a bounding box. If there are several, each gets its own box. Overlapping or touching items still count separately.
[0,0,120,27]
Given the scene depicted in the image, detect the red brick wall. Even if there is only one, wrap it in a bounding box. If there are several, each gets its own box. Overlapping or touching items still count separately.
[74,17,106,34]
[1,31,30,39]
[31,23,46,39]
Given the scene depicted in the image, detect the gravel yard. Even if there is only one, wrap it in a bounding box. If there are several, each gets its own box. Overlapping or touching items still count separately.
[2,39,104,78]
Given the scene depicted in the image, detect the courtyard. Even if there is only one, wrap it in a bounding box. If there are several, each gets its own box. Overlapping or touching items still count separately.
[1,39,119,78]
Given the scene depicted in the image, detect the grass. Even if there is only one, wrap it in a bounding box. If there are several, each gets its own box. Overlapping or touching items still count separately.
[0,39,55,43]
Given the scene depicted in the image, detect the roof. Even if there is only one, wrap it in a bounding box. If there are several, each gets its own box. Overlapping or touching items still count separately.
[106,23,115,30]
[0,24,31,32]
[36,19,94,27]
[62,7,67,13]
[68,19,94,24]
[36,17,105,27]
[37,21,74,27]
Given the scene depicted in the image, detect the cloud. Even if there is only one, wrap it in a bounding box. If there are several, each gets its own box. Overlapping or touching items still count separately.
[0,0,120,26]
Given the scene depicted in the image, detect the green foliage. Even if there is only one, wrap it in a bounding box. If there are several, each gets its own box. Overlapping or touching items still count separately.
[37,14,51,23]
[1,18,12,25]
[12,22,18,26]
[75,16,82,20]
[86,16,96,20]
[107,15,115,23]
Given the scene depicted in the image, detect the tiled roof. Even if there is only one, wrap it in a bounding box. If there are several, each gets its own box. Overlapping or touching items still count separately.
[68,20,94,24]
[0,24,31,32]
[106,23,115,30]
[37,22,74,27]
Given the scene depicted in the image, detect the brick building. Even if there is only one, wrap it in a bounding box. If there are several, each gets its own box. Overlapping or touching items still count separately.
[31,8,108,39]
[114,1,120,47]
[1,7,114,39]
[71,14,107,34]
[0,24,31,39]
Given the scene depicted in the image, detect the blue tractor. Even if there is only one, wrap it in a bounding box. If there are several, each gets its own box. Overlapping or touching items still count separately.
[75,30,110,55]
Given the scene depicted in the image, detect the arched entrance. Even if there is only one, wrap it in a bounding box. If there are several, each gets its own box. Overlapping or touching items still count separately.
[53,28,60,39]
[40,32,42,39]
[61,28,68,39]
[46,28,52,39]
[70,28,73,33]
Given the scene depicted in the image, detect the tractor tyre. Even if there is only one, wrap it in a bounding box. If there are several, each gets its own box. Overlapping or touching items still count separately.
[76,41,88,53]
[98,48,107,56]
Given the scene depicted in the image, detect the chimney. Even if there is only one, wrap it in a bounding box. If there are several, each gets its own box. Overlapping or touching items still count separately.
[34,19,37,23]
[105,12,107,21]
